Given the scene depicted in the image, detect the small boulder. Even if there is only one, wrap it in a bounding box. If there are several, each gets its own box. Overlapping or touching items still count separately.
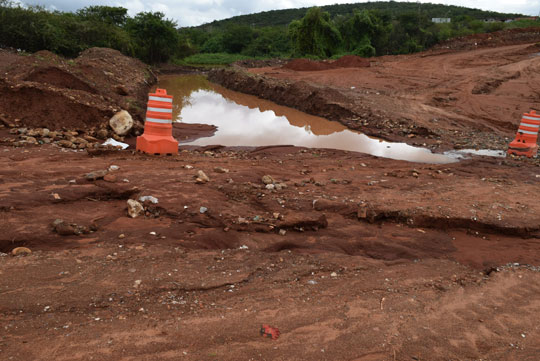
[12,247,31,256]
[262,175,274,185]
[109,110,133,136]
[86,170,108,181]
[214,167,229,174]
[127,199,144,218]
[196,170,210,183]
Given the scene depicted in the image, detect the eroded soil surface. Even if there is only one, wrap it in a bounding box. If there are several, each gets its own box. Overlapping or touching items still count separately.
[1,30,540,361]
[1,143,540,361]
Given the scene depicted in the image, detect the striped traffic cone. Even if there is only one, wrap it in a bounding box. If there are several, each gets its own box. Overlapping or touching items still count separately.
[507,110,539,158]
[136,88,178,155]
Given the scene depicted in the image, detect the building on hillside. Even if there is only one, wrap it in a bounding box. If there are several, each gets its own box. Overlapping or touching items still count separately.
[432,18,451,23]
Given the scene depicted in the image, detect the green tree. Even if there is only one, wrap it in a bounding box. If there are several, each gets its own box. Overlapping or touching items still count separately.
[222,24,254,53]
[125,12,183,63]
[288,7,342,57]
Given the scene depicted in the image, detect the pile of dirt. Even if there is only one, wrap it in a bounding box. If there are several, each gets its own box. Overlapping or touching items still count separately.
[283,55,370,72]
[0,48,156,145]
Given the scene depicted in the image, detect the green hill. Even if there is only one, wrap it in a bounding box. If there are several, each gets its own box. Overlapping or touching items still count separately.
[195,1,523,30]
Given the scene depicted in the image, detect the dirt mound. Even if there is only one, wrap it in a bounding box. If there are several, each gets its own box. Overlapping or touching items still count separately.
[24,67,97,93]
[332,54,370,68]
[0,47,156,137]
[283,58,329,71]
[283,55,370,72]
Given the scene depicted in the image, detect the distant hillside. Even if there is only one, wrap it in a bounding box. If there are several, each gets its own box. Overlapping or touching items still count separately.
[194,1,523,29]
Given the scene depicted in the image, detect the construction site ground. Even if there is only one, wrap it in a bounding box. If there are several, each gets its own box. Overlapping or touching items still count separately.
[1,29,540,361]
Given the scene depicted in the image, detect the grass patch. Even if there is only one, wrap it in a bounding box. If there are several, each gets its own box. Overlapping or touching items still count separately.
[175,53,257,66]
[505,19,540,29]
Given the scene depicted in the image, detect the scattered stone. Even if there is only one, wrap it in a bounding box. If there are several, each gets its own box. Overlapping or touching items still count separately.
[127,199,144,218]
[86,169,108,181]
[12,247,31,256]
[196,170,210,183]
[109,165,120,171]
[279,229,287,236]
[273,212,280,219]
[57,140,74,148]
[330,272,338,278]
[109,110,133,136]
[118,234,125,239]
[265,184,275,190]
[214,166,229,174]
[52,193,61,200]
[307,280,318,285]
[96,129,109,140]
[52,219,84,236]
[184,165,193,169]
[200,206,208,214]
[24,136,38,144]
[139,196,158,204]
[149,232,157,236]
[262,175,274,185]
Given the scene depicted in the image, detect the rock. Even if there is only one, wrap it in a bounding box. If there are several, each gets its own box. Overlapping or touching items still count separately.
[115,85,129,96]
[279,229,287,236]
[262,175,274,185]
[139,196,158,204]
[103,174,117,182]
[330,272,338,278]
[12,247,31,256]
[200,207,208,214]
[39,128,50,137]
[127,199,144,218]
[57,140,74,148]
[25,136,38,144]
[109,110,133,136]
[52,219,78,236]
[214,167,229,174]
[109,165,120,171]
[265,184,275,190]
[196,170,210,183]
[96,129,109,140]
[86,170,108,181]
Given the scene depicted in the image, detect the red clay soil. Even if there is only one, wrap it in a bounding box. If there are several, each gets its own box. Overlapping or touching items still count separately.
[283,55,370,71]
[1,143,540,360]
[2,33,540,360]
[0,48,156,136]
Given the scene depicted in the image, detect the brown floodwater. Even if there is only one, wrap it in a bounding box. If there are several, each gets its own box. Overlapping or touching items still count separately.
[156,75,502,163]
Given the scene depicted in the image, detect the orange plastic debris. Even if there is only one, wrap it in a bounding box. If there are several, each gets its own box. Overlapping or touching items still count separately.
[260,324,280,340]
[136,88,178,155]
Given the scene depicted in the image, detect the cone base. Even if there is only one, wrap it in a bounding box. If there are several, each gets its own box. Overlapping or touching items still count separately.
[507,144,538,158]
[136,134,178,155]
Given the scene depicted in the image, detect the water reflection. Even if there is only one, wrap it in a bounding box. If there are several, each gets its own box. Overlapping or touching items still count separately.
[157,75,458,163]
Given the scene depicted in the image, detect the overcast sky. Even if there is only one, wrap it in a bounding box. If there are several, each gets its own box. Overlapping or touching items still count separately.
[27,0,540,27]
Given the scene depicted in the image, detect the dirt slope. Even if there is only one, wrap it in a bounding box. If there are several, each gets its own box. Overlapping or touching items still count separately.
[0,48,156,138]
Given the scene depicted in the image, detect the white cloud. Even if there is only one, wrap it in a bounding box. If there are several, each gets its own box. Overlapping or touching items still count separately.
[22,0,540,27]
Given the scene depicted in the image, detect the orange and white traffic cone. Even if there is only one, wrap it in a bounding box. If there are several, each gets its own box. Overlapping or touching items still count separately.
[136,88,178,155]
[507,110,539,158]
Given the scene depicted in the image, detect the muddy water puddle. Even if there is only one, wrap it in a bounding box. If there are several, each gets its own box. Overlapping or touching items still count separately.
[158,75,485,163]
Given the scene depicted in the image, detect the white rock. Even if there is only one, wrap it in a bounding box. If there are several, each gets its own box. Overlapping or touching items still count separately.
[127,199,144,218]
[109,110,133,136]
[139,196,158,204]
